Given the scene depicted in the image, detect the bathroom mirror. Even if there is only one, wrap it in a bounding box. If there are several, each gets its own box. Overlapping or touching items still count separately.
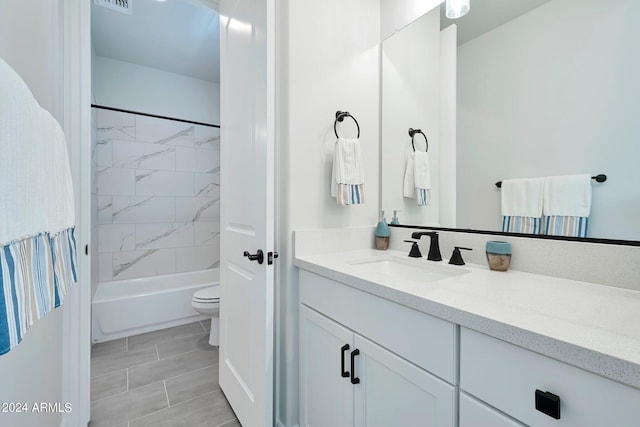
[380,0,640,241]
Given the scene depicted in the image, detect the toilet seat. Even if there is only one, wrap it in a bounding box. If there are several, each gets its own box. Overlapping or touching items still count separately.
[193,286,220,303]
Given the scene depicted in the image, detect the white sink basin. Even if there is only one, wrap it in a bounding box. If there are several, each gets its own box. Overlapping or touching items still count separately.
[346,255,470,283]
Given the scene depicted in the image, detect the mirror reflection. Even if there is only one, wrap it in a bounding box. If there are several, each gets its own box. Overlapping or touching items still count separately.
[381,0,640,241]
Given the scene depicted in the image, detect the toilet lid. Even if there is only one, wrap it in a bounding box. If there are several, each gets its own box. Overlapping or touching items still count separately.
[193,286,220,302]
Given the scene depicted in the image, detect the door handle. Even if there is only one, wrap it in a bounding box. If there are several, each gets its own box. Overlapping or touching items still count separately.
[350,349,360,384]
[243,250,264,264]
[535,389,561,419]
[340,344,350,378]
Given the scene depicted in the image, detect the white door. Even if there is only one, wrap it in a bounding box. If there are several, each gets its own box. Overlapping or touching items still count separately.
[218,0,275,426]
[299,306,355,427]
[354,335,456,427]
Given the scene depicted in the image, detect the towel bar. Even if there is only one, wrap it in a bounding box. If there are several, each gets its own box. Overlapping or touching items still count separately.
[495,174,607,188]
[408,128,428,152]
[334,111,360,139]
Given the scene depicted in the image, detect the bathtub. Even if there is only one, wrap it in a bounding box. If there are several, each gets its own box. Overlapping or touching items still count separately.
[92,269,219,343]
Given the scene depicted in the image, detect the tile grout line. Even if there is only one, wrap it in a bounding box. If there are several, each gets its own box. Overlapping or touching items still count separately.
[215,417,239,427]
[163,363,219,382]
[163,380,171,408]
[126,389,222,425]
[155,344,160,361]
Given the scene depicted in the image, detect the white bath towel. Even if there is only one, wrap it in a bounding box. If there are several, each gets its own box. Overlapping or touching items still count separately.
[331,137,365,205]
[0,58,75,244]
[543,174,592,217]
[0,57,77,355]
[500,178,545,217]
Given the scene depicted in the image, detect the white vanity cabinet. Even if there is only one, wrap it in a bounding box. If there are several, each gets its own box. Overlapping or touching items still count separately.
[299,270,457,427]
[460,327,640,427]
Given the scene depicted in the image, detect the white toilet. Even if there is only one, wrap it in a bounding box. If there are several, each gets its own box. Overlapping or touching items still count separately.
[191,285,220,346]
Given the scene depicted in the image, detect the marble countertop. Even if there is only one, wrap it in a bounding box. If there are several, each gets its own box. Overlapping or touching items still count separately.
[295,249,640,390]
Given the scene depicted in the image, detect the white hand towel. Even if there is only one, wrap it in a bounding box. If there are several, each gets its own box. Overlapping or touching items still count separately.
[543,174,592,217]
[403,153,415,198]
[413,151,431,190]
[500,178,545,217]
[331,137,364,205]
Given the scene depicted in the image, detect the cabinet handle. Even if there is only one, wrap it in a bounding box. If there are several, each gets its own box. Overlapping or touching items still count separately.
[340,344,350,378]
[535,389,561,420]
[350,349,360,385]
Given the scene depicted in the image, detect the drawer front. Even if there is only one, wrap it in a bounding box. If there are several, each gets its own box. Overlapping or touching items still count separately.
[299,270,457,384]
[460,327,640,427]
[460,392,525,427]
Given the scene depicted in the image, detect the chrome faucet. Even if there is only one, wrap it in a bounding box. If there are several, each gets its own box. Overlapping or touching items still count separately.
[410,231,442,261]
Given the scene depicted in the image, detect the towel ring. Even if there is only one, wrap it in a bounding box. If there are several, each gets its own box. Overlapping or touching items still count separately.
[334,111,360,139]
[408,128,428,152]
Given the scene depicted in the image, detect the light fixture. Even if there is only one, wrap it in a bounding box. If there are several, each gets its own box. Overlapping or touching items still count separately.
[445,0,470,19]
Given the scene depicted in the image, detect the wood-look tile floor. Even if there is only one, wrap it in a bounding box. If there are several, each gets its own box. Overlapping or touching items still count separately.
[89,320,239,427]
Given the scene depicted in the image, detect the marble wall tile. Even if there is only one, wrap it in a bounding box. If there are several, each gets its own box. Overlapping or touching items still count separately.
[135,223,194,250]
[135,115,194,146]
[176,147,219,173]
[96,140,113,167]
[175,198,220,223]
[112,249,176,280]
[112,196,175,224]
[93,108,221,281]
[194,173,220,198]
[135,169,194,197]
[194,222,221,247]
[97,167,136,196]
[99,253,113,282]
[97,109,135,140]
[98,224,135,253]
[112,140,176,170]
[176,246,220,273]
[194,125,221,150]
[98,196,113,225]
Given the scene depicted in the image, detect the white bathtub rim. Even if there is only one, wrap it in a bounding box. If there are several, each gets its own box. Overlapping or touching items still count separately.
[94,269,219,303]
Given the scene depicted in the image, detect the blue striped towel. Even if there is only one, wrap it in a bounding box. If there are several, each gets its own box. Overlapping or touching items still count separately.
[1,229,77,355]
[545,216,588,238]
[331,137,365,206]
[0,57,78,355]
[501,216,543,234]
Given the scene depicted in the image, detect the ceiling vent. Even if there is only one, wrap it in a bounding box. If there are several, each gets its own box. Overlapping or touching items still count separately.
[94,0,133,15]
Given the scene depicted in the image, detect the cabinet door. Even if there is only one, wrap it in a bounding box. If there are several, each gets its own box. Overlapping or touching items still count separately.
[299,305,354,427]
[460,392,525,427]
[354,335,456,427]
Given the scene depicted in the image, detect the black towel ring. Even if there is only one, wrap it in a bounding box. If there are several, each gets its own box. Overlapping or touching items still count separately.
[334,111,360,139]
[408,128,428,152]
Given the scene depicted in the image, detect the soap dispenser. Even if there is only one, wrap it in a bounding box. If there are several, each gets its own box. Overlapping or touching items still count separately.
[390,210,400,225]
[375,211,390,250]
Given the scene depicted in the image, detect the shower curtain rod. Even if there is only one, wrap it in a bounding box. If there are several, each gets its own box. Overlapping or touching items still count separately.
[91,104,220,128]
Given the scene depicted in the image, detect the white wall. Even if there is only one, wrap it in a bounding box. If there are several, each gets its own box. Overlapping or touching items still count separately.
[0,1,64,426]
[380,0,444,40]
[277,0,381,425]
[457,0,640,240]
[93,56,220,125]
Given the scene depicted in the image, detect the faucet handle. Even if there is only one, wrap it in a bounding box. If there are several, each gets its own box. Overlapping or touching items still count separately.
[449,247,472,265]
[403,240,422,258]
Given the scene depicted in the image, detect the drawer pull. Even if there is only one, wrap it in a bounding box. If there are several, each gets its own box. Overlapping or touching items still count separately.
[535,389,561,420]
[340,344,350,378]
[350,349,360,385]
